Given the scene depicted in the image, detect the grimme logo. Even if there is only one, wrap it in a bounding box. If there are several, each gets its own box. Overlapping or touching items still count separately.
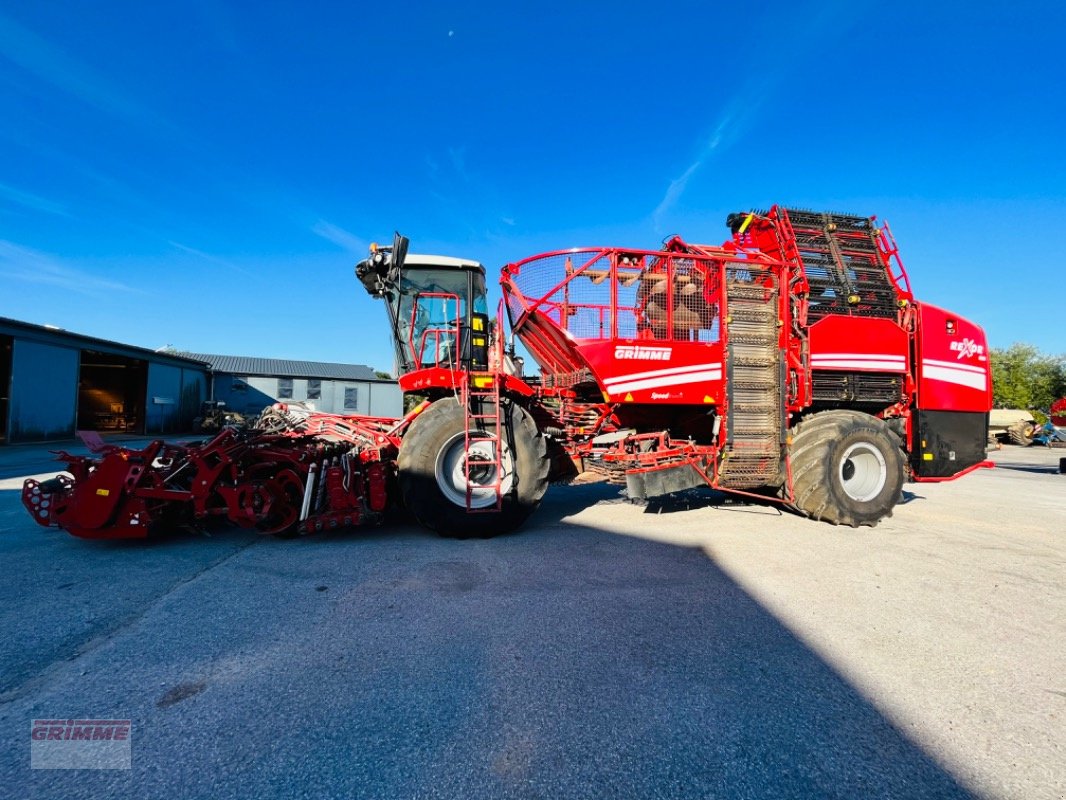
[950,338,984,360]
[614,345,672,361]
[31,719,132,770]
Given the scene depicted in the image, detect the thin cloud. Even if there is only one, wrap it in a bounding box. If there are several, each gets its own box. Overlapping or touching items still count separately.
[653,159,706,231]
[652,100,760,230]
[651,2,861,230]
[168,241,255,277]
[448,146,470,183]
[0,181,70,217]
[312,220,368,253]
[0,240,142,296]
[0,10,170,131]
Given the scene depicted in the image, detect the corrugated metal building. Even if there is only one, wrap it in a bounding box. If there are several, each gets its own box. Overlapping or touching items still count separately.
[0,317,401,445]
[179,353,402,418]
[0,317,209,444]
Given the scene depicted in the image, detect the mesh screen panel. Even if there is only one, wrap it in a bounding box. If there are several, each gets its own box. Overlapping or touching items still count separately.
[505,249,725,345]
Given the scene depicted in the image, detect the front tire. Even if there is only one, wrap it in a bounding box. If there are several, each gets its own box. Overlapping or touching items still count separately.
[787,410,904,527]
[397,398,549,537]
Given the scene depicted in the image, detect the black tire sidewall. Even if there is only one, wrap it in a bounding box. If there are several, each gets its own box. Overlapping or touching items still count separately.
[397,399,545,536]
[822,421,904,526]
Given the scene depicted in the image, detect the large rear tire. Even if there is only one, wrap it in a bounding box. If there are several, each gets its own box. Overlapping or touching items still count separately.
[397,398,549,537]
[787,410,904,528]
[1007,421,1033,447]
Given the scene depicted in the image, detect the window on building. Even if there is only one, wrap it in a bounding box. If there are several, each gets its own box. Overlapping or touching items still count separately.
[307,379,322,400]
[277,378,293,399]
[343,387,358,410]
[232,377,248,393]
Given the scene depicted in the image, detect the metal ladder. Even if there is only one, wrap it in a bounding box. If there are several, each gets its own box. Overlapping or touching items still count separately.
[461,373,504,512]
[718,277,785,490]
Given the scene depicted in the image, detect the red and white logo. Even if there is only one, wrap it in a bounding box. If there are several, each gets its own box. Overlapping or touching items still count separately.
[614,345,672,361]
[949,338,984,360]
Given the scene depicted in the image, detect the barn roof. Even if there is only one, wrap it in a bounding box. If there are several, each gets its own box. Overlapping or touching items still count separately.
[177,352,381,381]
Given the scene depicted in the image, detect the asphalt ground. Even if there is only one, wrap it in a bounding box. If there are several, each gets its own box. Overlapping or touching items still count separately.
[0,440,1063,799]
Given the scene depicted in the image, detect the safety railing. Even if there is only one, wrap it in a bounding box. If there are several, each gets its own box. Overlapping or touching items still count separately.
[502,247,736,346]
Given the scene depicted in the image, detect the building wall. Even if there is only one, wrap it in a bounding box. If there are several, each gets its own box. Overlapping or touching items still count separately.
[145,363,182,434]
[144,364,208,434]
[8,340,79,442]
[213,374,402,418]
[213,375,276,416]
[179,369,206,430]
[367,382,402,417]
[0,320,210,444]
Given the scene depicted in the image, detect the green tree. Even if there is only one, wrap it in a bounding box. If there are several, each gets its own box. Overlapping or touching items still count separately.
[403,393,427,414]
[374,370,392,380]
[989,343,1066,409]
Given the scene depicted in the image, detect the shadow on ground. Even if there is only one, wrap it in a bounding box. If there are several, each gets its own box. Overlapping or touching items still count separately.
[992,461,1064,475]
[0,482,976,798]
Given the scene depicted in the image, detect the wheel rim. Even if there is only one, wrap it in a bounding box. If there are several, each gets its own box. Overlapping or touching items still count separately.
[838,442,887,502]
[434,432,514,509]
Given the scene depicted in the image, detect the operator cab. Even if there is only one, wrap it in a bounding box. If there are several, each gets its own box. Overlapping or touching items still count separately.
[356,234,489,376]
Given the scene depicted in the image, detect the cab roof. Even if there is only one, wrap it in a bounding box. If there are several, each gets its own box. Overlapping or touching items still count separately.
[403,253,484,270]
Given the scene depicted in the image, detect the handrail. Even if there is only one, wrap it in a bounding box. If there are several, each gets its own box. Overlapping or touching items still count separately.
[410,291,462,369]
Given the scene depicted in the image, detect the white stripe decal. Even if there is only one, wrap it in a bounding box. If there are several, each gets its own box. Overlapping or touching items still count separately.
[922,364,987,391]
[812,353,905,362]
[604,362,722,386]
[811,359,907,372]
[922,358,986,375]
[609,369,723,395]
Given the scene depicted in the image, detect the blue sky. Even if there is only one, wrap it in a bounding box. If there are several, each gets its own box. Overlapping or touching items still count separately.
[1,1,1063,374]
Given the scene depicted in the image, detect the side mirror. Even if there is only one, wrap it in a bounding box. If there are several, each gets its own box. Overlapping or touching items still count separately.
[391,232,409,271]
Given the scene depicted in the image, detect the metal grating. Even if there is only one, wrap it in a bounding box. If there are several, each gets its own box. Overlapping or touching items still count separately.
[811,371,904,404]
[781,209,900,321]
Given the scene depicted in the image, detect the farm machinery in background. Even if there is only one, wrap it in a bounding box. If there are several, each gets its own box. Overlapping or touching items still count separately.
[23,206,994,539]
[989,400,1066,448]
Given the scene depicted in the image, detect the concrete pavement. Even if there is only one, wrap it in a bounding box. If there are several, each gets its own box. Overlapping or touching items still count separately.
[0,442,1063,798]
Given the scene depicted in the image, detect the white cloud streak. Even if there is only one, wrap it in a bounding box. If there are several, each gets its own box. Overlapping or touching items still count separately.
[0,181,70,217]
[312,220,368,253]
[651,102,758,230]
[448,146,470,183]
[0,10,173,132]
[168,241,255,277]
[651,2,861,231]
[0,240,142,296]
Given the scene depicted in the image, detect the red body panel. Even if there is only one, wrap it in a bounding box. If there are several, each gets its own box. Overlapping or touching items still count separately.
[399,368,534,397]
[915,303,992,413]
[808,316,909,373]
[1051,397,1066,427]
[578,339,725,404]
